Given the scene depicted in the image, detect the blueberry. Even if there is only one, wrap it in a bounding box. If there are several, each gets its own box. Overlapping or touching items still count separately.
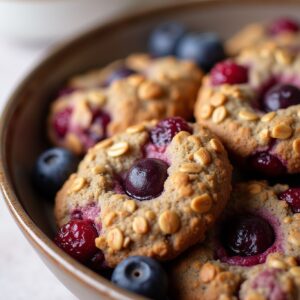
[176,32,225,71]
[111,256,168,300]
[125,158,168,201]
[148,22,186,57]
[33,148,79,197]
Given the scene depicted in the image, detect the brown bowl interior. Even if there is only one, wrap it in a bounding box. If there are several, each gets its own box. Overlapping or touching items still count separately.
[1,1,300,299]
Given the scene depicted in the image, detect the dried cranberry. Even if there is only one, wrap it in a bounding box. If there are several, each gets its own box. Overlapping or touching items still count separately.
[53,107,72,138]
[54,219,98,263]
[150,117,191,147]
[278,188,300,213]
[211,60,248,86]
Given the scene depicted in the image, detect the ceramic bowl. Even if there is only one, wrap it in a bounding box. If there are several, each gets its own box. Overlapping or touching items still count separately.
[1,1,300,299]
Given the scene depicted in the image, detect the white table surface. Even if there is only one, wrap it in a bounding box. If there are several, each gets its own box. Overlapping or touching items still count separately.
[0,39,78,300]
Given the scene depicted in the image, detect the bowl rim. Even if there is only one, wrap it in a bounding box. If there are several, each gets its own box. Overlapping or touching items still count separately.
[1,0,300,298]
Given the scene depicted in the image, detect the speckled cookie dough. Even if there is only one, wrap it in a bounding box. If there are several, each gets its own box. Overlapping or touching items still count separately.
[226,18,300,56]
[48,54,203,154]
[195,46,300,176]
[54,118,232,267]
[169,181,300,300]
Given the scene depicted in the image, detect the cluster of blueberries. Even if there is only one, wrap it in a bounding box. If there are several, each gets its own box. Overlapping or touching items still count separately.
[149,21,225,71]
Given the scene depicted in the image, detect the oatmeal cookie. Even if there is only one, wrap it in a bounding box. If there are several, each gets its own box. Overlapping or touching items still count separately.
[195,46,300,177]
[48,54,203,154]
[226,18,300,56]
[169,181,300,300]
[55,117,232,267]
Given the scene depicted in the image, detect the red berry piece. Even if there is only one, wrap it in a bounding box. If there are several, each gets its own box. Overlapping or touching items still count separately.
[86,109,111,143]
[211,60,248,86]
[54,219,98,262]
[278,188,300,213]
[269,18,300,36]
[150,117,191,147]
[53,107,73,138]
[78,108,111,151]
[244,269,287,300]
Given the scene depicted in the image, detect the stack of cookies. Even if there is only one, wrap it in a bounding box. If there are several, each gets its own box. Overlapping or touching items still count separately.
[34,18,300,300]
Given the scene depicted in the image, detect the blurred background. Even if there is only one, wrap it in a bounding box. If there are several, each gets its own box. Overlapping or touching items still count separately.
[0,1,164,299]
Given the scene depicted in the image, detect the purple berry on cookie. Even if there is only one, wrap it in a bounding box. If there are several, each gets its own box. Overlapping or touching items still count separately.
[248,152,286,178]
[263,84,300,112]
[220,214,275,257]
[125,158,168,201]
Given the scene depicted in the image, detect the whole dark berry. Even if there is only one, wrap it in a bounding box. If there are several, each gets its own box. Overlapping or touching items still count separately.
[248,152,286,178]
[176,32,225,71]
[148,22,186,57]
[125,158,168,201]
[111,256,168,300]
[263,84,300,112]
[220,214,275,257]
[33,147,79,197]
